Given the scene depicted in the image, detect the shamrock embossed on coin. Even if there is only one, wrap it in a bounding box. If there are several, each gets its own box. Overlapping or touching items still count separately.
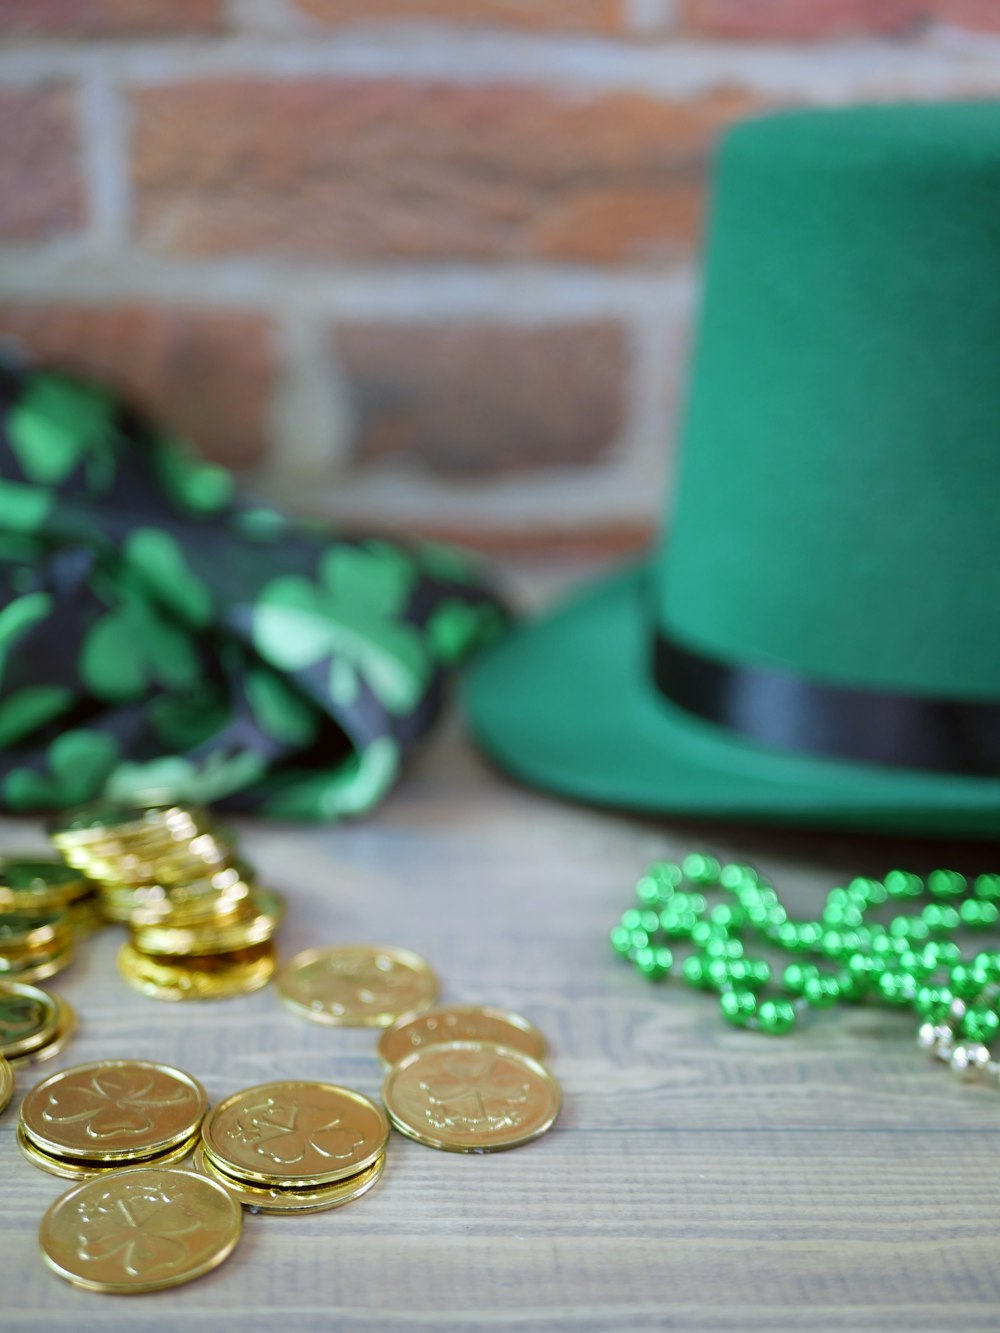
[201,1081,389,1187]
[40,1167,242,1293]
[277,945,439,1027]
[22,1061,207,1161]
[382,1041,562,1153]
[231,1095,366,1166]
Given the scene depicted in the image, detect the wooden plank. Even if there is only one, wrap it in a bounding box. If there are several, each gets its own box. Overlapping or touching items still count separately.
[3,716,1000,1330]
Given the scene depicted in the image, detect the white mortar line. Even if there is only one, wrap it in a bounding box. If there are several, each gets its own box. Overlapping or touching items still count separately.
[0,254,698,319]
[267,306,354,477]
[2,32,1000,99]
[77,57,131,253]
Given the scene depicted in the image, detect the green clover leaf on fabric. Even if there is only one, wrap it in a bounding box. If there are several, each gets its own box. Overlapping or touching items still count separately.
[7,373,118,490]
[261,736,400,820]
[106,750,267,806]
[150,432,234,514]
[81,584,201,703]
[4,729,119,811]
[0,685,74,750]
[253,544,428,716]
[245,667,319,748]
[123,528,214,628]
[0,481,53,535]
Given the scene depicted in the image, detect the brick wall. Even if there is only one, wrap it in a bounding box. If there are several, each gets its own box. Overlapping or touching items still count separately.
[1,4,999,550]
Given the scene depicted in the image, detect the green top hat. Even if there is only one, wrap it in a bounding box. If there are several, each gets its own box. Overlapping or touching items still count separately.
[466,103,1000,837]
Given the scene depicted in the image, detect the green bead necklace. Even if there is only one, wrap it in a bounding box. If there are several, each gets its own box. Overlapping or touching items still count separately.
[611,854,1000,1071]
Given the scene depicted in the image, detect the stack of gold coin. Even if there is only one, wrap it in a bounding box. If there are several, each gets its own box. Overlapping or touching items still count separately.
[196,1079,389,1214]
[0,857,101,980]
[47,802,283,1001]
[18,1058,208,1179]
[0,981,76,1070]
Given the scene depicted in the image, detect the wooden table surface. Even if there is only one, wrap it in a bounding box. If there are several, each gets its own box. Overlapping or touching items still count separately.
[5,707,1000,1331]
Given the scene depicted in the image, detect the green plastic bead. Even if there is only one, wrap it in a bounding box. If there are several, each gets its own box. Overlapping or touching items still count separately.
[703,937,744,961]
[648,860,683,888]
[962,1006,1000,1044]
[719,864,757,891]
[636,876,666,907]
[928,868,966,898]
[884,869,923,898]
[621,908,642,931]
[802,975,840,1008]
[949,964,985,1000]
[682,853,721,885]
[757,999,796,1034]
[960,900,1000,928]
[634,946,673,980]
[922,903,960,933]
[849,876,887,905]
[720,989,757,1026]
[973,951,1000,980]
[679,955,707,988]
[782,962,819,994]
[974,874,1000,901]
[610,925,633,956]
[877,971,917,1005]
[705,958,733,991]
[628,928,650,951]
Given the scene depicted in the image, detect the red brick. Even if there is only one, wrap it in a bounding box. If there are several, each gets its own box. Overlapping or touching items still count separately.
[683,0,1000,37]
[292,0,624,32]
[0,89,83,242]
[0,0,223,35]
[335,322,627,475]
[0,304,276,467]
[131,82,758,263]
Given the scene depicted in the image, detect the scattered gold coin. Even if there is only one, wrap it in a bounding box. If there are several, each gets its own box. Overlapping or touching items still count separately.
[382,1040,561,1153]
[195,1146,385,1215]
[20,1059,208,1163]
[277,944,439,1028]
[0,981,66,1062]
[117,940,276,1002]
[0,1052,13,1113]
[39,1166,242,1294]
[377,1005,548,1068]
[0,858,92,913]
[201,1080,389,1188]
[0,909,75,984]
[18,1124,200,1180]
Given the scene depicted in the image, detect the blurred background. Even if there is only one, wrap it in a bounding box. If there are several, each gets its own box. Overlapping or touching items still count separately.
[0,2,997,555]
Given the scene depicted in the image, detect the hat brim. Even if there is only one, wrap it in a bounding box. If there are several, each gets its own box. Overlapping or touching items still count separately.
[465,561,1000,837]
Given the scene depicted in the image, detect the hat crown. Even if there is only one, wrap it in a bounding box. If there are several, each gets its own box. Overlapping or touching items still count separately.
[659,103,1000,701]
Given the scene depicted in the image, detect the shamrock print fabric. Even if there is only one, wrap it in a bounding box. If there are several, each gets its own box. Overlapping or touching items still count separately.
[0,359,507,818]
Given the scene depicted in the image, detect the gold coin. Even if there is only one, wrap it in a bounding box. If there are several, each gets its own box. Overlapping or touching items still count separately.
[131,888,284,958]
[67,894,106,938]
[21,1059,208,1162]
[277,945,439,1028]
[18,1124,199,1180]
[382,1041,561,1153]
[194,1145,385,1214]
[117,941,275,1002]
[201,1079,389,1187]
[9,997,77,1067]
[0,981,63,1060]
[80,834,238,890]
[0,858,91,912]
[0,1053,12,1113]
[48,802,205,848]
[105,864,253,928]
[0,939,75,984]
[39,1166,241,1293]
[0,908,69,952]
[378,1005,548,1068]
